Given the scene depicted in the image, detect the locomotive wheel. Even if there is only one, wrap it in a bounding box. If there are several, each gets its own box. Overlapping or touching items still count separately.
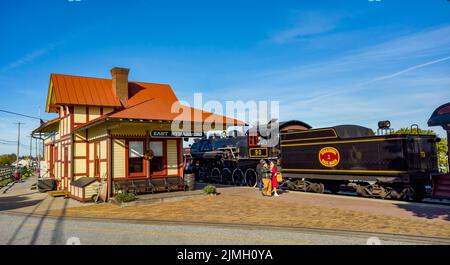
[379,186,390,199]
[287,180,299,191]
[210,168,221,184]
[356,185,371,197]
[311,183,324,193]
[221,168,232,185]
[304,181,312,192]
[389,189,402,200]
[318,183,325,193]
[244,168,257,187]
[232,168,244,186]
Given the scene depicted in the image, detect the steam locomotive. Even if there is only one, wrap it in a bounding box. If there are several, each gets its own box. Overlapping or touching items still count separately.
[189,120,441,201]
[189,120,311,186]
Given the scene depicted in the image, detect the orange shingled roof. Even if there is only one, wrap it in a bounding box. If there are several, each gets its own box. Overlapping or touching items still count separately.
[107,98,244,126]
[50,74,121,108]
[46,72,244,127]
[48,74,179,111]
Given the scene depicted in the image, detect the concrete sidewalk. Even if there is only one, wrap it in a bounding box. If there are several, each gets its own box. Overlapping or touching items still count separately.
[0,174,92,214]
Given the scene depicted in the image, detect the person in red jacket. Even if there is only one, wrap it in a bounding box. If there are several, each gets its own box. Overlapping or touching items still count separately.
[269,160,279,197]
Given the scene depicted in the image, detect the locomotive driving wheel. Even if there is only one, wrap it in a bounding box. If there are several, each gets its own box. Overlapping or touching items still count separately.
[210,168,222,184]
[232,168,245,186]
[221,168,232,185]
[310,183,324,193]
[244,168,257,187]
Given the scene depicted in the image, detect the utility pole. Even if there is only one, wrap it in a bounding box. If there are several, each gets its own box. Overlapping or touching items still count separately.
[35,134,39,177]
[29,135,32,167]
[14,122,24,172]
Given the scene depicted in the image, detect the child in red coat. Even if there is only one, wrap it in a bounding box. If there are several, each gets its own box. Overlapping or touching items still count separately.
[270,161,279,197]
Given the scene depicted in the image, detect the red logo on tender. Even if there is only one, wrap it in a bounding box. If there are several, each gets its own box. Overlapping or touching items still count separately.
[318,147,340,167]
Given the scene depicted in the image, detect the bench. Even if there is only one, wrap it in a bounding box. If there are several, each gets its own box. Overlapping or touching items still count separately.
[114,177,186,195]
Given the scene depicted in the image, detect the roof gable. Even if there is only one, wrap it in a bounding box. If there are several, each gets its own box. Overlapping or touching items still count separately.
[45,74,178,113]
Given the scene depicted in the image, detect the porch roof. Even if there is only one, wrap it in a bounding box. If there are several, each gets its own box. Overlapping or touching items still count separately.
[32,117,60,134]
[73,98,245,132]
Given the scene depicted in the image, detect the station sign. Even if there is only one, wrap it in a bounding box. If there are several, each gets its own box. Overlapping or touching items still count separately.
[151,130,203,138]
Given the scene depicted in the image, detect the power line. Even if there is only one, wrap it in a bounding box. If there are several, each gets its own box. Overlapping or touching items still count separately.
[0,139,16,143]
[0,109,45,121]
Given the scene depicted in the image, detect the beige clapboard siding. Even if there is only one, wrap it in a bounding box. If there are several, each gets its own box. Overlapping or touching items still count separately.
[167,140,178,175]
[100,140,107,180]
[111,125,148,136]
[100,162,107,180]
[113,139,126,179]
[87,126,107,141]
[84,182,100,199]
[74,159,86,176]
[74,142,86,157]
[89,106,101,121]
[100,140,107,159]
[103,107,114,115]
[110,123,174,137]
[74,106,87,123]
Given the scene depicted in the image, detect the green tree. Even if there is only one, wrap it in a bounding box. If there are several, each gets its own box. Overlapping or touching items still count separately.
[0,154,17,166]
[395,128,448,173]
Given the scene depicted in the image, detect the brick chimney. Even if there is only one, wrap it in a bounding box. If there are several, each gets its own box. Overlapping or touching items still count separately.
[111,67,130,106]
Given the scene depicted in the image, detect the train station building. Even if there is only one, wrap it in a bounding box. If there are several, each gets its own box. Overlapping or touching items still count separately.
[33,67,243,202]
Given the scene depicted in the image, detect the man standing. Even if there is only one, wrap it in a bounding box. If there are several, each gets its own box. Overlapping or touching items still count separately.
[255,159,265,191]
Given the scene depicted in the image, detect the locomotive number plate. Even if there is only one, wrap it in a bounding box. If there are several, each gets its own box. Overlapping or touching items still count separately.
[249,147,268,158]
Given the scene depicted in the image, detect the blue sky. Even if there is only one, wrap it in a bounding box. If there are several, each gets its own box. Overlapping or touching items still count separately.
[0,0,450,155]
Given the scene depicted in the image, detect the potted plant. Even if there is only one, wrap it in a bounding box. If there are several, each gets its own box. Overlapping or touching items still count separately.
[203,185,217,196]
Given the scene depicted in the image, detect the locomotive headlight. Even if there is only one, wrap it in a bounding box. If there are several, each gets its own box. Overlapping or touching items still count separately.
[378,120,391,129]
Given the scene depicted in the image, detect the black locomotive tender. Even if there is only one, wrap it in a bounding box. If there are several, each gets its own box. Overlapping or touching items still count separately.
[189,120,440,201]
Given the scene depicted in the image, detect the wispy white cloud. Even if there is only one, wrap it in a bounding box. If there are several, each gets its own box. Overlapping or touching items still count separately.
[270,12,343,44]
[1,41,64,72]
[367,55,450,83]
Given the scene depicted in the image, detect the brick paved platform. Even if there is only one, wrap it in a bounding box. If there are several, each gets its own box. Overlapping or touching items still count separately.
[42,185,450,238]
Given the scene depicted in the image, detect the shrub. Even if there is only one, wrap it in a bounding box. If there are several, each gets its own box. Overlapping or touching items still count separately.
[19,167,31,178]
[203,185,217,195]
[19,167,27,175]
[115,192,136,203]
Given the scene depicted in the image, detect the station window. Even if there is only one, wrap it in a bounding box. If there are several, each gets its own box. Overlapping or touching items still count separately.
[149,141,164,175]
[128,141,144,175]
